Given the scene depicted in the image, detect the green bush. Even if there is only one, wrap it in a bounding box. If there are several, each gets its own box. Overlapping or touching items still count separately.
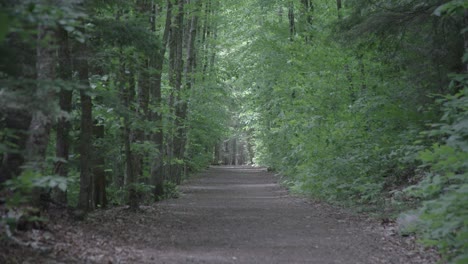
[403,87,468,263]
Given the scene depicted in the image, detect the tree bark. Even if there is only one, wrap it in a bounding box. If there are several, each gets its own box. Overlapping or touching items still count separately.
[151,0,173,200]
[26,24,56,171]
[77,42,93,211]
[174,0,200,181]
[167,0,185,183]
[288,1,295,41]
[93,122,107,208]
[53,27,73,205]
[201,0,212,79]
[119,53,138,210]
[300,0,313,42]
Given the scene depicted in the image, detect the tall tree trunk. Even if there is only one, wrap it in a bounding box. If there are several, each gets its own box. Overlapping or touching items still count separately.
[167,0,185,183]
[26,25,56,171]
[119,54,138,210]
[77,42,93,211]
[151,0,173,200]
[93,122,107,208]
[134,2,151,186]
[25,23,57,208]
[173,0,187,184]
[175,0,200,179]
[53,27,73,205]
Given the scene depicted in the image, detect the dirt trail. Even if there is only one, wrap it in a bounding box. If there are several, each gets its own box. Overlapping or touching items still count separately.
[3,166,437,263]
[138,166,433,264]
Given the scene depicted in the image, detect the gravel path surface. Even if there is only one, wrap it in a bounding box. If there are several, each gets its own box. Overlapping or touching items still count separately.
[141,166,435,264]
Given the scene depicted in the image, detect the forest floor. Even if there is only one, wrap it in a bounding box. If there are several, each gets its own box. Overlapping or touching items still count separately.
[1,166,440,263]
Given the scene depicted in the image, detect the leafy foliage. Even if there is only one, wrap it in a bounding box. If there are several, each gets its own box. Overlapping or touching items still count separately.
[403,85,468,263]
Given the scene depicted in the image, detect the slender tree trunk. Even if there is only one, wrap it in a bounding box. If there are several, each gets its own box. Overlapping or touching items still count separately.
[174,0,188,183]
[77,41,93,211]
[93,122,106,208]
[135,0,153,185]
[300,0,313,42]
[53,27,72,205]
[166,0,178,181]
[201,0,211,79]
[151,0,173,200]
[288,1,295,41]
[167,0,185,183]
[120,56,139,210]
[337,0,342,19]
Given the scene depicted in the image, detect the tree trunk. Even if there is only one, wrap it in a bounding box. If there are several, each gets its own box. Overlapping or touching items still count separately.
[77,42,93,211]
[151,0,173,200]
[337,0,342,19]
[26,25,56,171]
[93,122,107,208]
[53,27,73,205]
[167,0,185,183]
[300,0,313,42]
[120,54,138,210]
[201,0,213,80]
[288,1,295,41]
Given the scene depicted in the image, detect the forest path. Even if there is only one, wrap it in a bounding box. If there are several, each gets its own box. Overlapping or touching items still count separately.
[134,166,431,264]
[8,166,436,263]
